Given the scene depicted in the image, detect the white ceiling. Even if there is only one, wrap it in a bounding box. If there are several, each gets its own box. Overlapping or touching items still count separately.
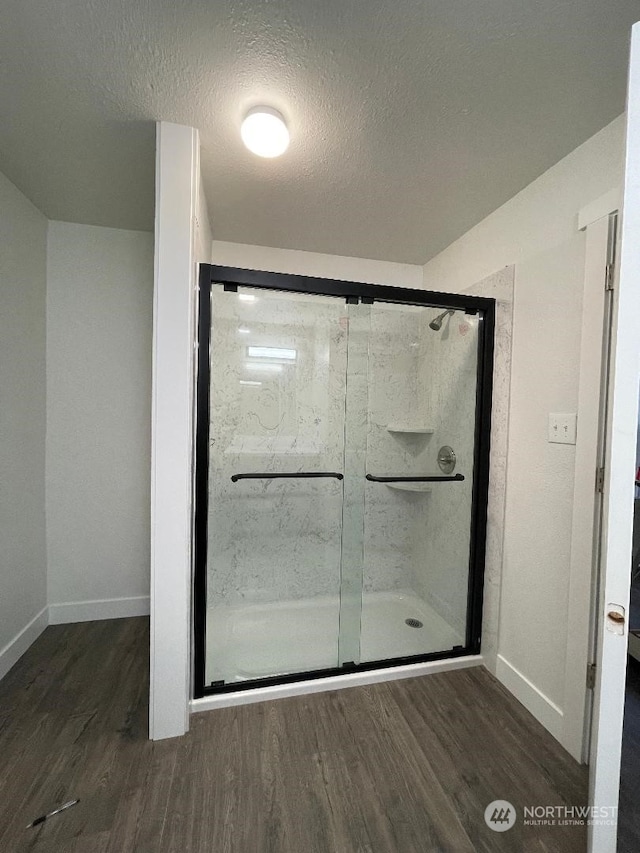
[1,1,639,264]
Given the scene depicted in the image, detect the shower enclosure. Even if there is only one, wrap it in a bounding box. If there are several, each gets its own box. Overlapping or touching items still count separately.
[194,265,494,696]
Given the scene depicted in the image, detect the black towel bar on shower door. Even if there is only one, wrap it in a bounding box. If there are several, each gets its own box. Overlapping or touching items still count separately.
[365,473,465,483]
[230,472,344,482]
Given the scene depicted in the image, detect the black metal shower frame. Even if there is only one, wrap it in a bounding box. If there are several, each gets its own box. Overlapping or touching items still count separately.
[193,263,495,698]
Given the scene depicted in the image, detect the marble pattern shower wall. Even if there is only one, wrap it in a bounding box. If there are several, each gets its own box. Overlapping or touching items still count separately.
[362,305,478,642]
[363,306,435,594]
[207,288,348,609]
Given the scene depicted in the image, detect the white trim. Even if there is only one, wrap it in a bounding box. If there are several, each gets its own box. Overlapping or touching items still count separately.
[578,188,621,231]
[562,215,612,762]
[190,655,484,714]
[48,596,150,625]
[0,606,49,681]
[496,654,564,741]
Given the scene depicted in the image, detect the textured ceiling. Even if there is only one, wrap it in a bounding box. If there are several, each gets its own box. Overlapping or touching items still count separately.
[1,1,639,264]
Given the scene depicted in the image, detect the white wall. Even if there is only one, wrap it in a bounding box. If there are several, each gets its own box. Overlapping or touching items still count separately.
[46,221,154,622]
[197,174,212,270]
[211,240,423,289]
[422,117,624,293]
[422,115,625,751]
[0,171,48,678]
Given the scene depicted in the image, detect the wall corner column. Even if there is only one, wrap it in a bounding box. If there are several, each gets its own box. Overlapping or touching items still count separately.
[150,121,199,740]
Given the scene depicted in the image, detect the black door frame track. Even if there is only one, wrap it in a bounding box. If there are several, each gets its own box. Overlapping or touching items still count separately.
[193,264,495,698]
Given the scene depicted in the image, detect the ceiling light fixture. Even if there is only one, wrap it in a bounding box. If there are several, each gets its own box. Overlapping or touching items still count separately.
[241,107,290,158]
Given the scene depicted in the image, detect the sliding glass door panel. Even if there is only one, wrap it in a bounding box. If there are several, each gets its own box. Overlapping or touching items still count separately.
[359,303,481,664]
[205,287,348,686]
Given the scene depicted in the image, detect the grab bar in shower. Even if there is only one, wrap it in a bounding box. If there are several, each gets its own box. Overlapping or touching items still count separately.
[365,473,465,483]
[230,472,344,482]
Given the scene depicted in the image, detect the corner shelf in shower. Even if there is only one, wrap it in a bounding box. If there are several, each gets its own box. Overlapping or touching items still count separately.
[385,482,432,493]
[386,425,434,435]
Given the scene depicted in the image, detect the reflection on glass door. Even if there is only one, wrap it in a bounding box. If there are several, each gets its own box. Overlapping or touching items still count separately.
[205,286,348,686]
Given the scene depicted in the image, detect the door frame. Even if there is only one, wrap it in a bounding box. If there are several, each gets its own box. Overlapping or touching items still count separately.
[192,263,495,698]
[588,21,640,852]
[562,204,619,762]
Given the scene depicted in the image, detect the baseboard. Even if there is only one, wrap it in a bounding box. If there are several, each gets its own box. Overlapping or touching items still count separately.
[0,606,49,681]
[496,654,564,741]
[48,596,150,624]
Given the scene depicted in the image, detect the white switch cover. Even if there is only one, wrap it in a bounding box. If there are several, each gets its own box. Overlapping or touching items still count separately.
[548,413,577,445]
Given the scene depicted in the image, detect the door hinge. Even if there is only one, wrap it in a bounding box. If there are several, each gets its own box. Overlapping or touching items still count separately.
[595,467,605,493]
[605,262,615,291]
[586,662,597,690]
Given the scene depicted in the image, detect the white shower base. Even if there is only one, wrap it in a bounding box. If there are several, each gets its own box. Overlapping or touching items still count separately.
[205,590,464,686]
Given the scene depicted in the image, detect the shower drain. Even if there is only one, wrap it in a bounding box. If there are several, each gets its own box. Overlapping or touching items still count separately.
[405,618,423,629]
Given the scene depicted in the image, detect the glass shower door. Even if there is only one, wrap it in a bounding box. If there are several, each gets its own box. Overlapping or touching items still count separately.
[204,285,349,687]
[358,302,481,664]
[195,266,493,695]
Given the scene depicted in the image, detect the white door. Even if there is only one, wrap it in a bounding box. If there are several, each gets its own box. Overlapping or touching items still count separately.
[588,21,640,853]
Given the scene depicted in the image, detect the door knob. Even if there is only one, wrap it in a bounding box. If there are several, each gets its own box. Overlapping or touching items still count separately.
[606,605,626,635]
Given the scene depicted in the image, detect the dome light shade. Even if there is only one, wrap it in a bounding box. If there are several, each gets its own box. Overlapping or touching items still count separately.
[241,107,289,158]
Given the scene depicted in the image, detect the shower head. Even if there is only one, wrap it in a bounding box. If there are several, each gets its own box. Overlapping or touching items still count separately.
[429,309,454,331]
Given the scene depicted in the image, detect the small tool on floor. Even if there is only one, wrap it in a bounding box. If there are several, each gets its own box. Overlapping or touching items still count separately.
[27,799,79,828]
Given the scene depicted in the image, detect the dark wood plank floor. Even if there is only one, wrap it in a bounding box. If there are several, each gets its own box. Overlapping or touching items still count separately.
[618,654,640,853]
[0,618,588,852]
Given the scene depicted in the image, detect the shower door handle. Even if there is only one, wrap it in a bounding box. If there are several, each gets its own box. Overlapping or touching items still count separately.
[365,474,465,483]
[231,472,344,482]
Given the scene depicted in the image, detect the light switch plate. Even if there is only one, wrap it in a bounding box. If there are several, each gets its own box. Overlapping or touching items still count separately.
[548,413,577,445]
